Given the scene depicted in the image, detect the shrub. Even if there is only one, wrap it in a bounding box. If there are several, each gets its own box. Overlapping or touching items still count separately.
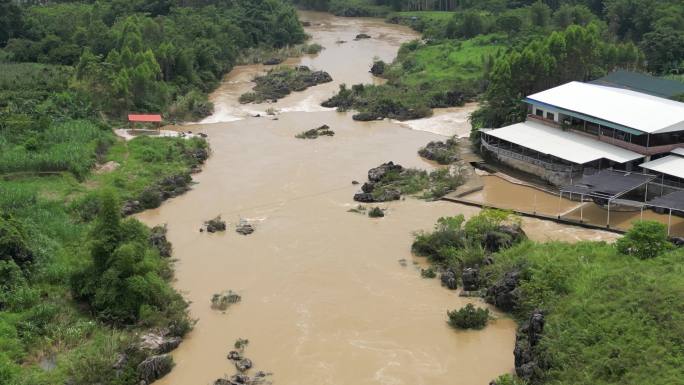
[0,215,34,268]
[421,267,436,278]
[368,207,385,218]
[616,220,673,259]
[447,303,490,329]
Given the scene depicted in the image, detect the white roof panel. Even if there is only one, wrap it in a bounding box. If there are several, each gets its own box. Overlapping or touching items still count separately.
[671,147,684,157]
[484,120,644,164]
[526,82,684,134]
[640,155,684,179]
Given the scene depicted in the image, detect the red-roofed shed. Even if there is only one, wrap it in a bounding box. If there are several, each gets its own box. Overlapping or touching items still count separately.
[128,114,162,123]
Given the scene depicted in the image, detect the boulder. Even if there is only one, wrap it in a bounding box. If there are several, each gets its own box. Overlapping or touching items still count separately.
[204,216,227,233]
[137,354,173,384]
[513,310,545,382]
[140,331,182,354]
[440,268,458,290]
[370,61,385,76]
[235,358,253,372]
[461,267,480,291]
[235,220,255,236]
[149,225,172,258]
[353,192,375,203]
[368,162,403,182]
[263,58,283,65]
[486,270,520,312]
[355,33,371,39]
[227,350,242,361]
[361,182,375,193]
[484,225,526,252]
[121,200,142,216]
[418,140,459,165]
[375,189,401,202]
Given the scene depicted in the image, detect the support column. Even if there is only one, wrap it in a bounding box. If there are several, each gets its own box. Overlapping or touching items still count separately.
[557,192,562,219]
[607,200,611,228]
[580,194,584,223]
[668,209,673,236]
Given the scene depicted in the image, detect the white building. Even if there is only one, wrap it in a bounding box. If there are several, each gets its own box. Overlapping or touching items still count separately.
[479,79,684,186]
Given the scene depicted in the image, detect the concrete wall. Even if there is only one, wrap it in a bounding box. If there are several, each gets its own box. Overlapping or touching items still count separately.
[485,148,576,186]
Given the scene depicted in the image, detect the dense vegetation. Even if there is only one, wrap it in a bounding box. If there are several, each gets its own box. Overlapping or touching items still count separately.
[1,0,305,120]
[414,211,684,384]
[0,1,305,384]
[313,0,682,125]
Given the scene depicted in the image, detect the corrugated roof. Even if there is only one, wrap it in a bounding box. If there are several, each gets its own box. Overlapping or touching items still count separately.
[526,82,684,134]
[590,70,684,99]
[483,120,644,165]
[640,155,684,179]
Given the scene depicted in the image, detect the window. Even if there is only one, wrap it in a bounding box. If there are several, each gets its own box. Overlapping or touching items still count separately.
[535,109,543,117]
[546,112,555,121]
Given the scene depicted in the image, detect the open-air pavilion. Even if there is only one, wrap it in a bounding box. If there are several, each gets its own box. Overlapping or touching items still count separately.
[558,169,656,227]
[559,169,684,235]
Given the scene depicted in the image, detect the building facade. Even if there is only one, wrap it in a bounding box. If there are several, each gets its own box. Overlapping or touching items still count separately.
[480,79,684,187]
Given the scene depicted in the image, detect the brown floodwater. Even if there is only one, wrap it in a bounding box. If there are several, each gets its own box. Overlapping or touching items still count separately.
[467,176,684,237]
[137,11,623,385]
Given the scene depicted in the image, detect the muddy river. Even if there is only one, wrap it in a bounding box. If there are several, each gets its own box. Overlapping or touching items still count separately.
[137,11,618,385]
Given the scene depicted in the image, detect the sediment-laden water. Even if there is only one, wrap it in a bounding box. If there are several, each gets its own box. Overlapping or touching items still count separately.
[137,12,618,385]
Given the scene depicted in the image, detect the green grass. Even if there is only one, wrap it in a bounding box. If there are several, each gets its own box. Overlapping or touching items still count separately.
[485,241,684,384]
[0,127,205,384]
[386,34,505,87]
[394,11,457,21]
[0,120,112,179]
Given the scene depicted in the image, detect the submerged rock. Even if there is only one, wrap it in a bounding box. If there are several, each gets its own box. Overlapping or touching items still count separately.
[137,354,173,384]
[203,216,227,233]
[236,358,253,372]
[295,124,335,139]
[355,33,371,39]
[235,220,255,235]
[227,350,243,361]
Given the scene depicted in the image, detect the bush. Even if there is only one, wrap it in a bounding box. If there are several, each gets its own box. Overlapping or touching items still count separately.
[421,267,436,278]
[0,215,34,268]
[616,220,673,259]
[447,303,490,329]
[368,207,385,218]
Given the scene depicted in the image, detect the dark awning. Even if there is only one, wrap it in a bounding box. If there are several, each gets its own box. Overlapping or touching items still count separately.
[561,170,656,200]
[648,190,684,211]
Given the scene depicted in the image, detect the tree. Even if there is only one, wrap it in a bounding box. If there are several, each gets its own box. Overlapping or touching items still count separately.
[529,1,552,28]
[0,0,23,46]
[641,27,684,74]
[616,220,673,260]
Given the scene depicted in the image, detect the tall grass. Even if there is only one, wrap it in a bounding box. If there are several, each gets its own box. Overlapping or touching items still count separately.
[0,120,112,178]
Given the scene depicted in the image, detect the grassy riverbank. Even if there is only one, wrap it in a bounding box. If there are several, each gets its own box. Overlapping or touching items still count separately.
[413,211,684,385]
[0,1,304,383]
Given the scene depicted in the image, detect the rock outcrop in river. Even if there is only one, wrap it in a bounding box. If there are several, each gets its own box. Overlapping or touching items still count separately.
[353,162,404,203]
[149,224,172,258]
[418,139,459,165]
[514,310,546,382]
[486,270,521,312]
[239,66,332,104]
